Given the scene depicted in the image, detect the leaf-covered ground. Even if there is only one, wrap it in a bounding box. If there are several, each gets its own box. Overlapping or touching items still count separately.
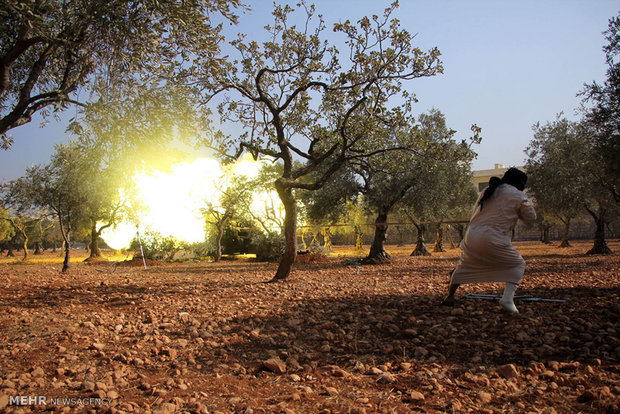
[0,240,619,413]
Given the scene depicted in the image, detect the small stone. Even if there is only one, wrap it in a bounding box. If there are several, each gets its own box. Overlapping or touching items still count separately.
[497,364,519,379]
[408,390,425,401]
[478,391,492,403]
[0,394,8,410]
[400,362,412,371]
[324,386,339,396]
[82,380,96,392]
[263,358,286,374]
[81,321,96,329]
[540,370,555,378]
[377,372,396,383]
[162,348,178,359]
[369,367,383,375]
[330,366,350,378]
[450,308,464,316]
[91,343,105,351]
[95,381,108,391]
[153,402,177,414]
[229,397,243,404]
[31,367,45,377]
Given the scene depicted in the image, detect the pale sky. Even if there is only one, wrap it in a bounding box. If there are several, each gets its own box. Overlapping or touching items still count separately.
[1,0,617,180]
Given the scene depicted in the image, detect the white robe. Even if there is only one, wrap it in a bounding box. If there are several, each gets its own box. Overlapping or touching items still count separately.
[450,184,537,285]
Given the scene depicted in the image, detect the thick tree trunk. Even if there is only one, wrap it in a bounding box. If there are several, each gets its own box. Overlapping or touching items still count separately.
[34,241,42,255]
[300,231,307,250]
[323,228,332,250]
[411,223,431,256]
[433,222,445,252]
[587,212,611,255]
[21,235,28,261]
[540,221,551,244]
[271,183,297,282]
[559,218,571,248]
[6,244,14,257]
[446,225,456,249]
[354,225,364,250]
[59,212,71,273]
[86,220,102,260]
[362,210,391,264]
[215,223,223,262]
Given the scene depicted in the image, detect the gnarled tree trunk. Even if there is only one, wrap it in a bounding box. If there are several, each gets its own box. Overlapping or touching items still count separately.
[323,227,332,251]
[540,220,551,244]
[271,182,297,282]
[586,207,611,255]
[354,225,364,250]
[87,220,102,260]
[411,222,431,256]
[362,209,391,264]
[558,218,571,248]
[58,211,72,273]
[433,222,445,252]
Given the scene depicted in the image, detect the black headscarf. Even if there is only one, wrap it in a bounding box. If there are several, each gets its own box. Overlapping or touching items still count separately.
[478,167,527,210]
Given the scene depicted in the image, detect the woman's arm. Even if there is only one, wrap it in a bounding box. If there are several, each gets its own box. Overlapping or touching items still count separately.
[518,198,537,222]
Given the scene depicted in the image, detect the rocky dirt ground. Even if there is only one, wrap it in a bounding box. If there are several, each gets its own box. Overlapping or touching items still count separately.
[0,240,619,414]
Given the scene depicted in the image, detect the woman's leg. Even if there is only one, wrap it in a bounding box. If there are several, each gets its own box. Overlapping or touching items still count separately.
[499,282,519,313]
[441,268,460,306]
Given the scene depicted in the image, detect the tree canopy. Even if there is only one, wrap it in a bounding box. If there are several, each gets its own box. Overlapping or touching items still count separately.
[204,1,444,280]
[0,0,241,148]
[580,11,620,202]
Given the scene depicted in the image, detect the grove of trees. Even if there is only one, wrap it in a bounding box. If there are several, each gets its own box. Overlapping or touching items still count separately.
[1,2,618,279]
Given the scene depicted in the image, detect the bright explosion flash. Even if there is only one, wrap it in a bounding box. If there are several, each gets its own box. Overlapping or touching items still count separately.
[101,155,280,250]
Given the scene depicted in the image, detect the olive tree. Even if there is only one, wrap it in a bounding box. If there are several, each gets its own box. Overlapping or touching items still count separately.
[0,0,241,148]
[580,12,620,203]
[206,1,443,281]
[525,117,585,247]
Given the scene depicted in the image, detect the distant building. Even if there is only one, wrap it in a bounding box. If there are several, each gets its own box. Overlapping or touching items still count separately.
[472,164,526,192]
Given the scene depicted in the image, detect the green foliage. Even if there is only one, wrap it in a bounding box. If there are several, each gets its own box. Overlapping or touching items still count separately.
[221,222,254,255]
[1,0,241,148]
[130,230,185,262]
[307,242,330,258]
[580,12,620,201]
[525,116,587,224]
[252,231,285,262]
[204,1,446,278]
[0,208,14,242]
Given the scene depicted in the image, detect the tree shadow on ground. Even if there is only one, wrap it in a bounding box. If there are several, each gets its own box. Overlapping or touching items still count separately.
[210,285,619,372]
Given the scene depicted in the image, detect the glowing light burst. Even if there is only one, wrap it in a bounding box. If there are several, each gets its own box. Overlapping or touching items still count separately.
[101,155,282,250]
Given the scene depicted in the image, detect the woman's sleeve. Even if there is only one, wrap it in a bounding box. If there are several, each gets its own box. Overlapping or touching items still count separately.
[518,197,537,222]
